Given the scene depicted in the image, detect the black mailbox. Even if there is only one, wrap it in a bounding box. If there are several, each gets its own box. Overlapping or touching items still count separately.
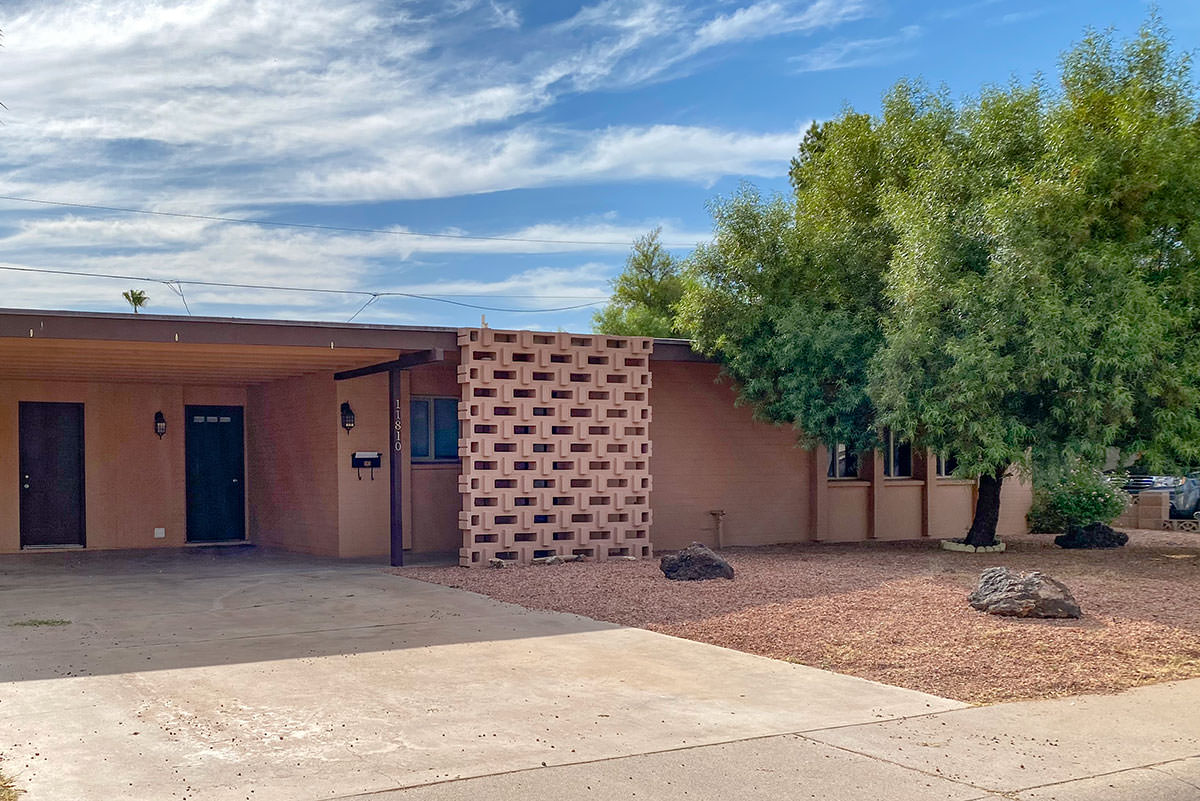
[351,451,382,469]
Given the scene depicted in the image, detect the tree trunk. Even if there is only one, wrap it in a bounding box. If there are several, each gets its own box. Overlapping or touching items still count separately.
[963,467,1007,547]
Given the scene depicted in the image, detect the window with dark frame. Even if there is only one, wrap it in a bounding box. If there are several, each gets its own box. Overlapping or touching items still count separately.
[827,443,859,478]
[410,397,459,461]
[935,453,959,478]
[882,429,912,478]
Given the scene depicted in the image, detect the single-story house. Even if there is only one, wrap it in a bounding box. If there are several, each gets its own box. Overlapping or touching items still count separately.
[0,308,1031,566]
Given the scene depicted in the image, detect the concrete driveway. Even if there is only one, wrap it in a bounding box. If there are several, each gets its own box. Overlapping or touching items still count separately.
[0,548,964,800]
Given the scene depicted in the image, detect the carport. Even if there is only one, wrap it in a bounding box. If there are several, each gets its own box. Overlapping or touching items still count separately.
[0,308,462,562]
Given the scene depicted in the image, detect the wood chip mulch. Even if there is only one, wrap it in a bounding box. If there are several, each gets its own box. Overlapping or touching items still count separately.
[401,530,1200,704]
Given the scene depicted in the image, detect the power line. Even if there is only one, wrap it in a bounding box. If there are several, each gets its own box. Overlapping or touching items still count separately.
[0,263,609,315]
[0,194,698,248]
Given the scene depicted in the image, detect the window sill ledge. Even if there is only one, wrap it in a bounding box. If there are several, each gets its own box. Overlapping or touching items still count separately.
[827,479,870,487]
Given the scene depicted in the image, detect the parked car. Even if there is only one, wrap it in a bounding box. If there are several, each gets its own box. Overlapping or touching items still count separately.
[1124,472,1200,519]
[1171,472,1200,520]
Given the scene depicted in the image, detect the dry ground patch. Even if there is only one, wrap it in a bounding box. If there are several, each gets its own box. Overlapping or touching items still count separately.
[404,530,1200,704]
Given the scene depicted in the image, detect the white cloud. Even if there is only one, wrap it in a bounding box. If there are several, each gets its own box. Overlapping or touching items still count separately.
[1,0,838,206]
[0,0,862,322]
[694,0,870,50]
[790,24,922,73]
[0,212,707,320]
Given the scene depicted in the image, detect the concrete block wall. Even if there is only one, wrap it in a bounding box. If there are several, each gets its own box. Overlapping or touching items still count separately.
[1114,490,1169,530]
[457,328,654,566]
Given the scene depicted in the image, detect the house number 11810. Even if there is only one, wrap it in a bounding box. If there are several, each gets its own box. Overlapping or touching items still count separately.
[393,399,403,451]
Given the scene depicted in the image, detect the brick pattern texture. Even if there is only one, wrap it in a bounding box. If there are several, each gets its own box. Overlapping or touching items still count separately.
[457,328,654,566]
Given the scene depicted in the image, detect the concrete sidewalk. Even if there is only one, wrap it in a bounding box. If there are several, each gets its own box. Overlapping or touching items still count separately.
[348,679,1200,800]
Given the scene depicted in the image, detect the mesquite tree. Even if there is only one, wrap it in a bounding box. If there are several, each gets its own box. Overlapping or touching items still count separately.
[674,18,1200,546]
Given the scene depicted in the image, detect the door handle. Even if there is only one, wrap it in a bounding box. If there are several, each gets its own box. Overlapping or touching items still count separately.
[232,478,239,484]
[22,474,30,490]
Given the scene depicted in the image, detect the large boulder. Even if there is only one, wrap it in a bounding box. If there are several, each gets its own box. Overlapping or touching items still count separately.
[660,542,734,581]
[968,567,1082,618]
[1054,522,1129,550]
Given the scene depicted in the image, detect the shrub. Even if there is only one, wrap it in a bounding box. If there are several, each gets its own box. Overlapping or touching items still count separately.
[1029,464,1129,533]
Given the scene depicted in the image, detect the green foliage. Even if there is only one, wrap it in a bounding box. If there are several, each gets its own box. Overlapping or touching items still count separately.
[677,117,893,450]
[678,16,1200,544]
[122,288,149,313]
[1028,464,1130,532]
[8,618,70,627]
[872,17,1200,484]
[592,229,688,338]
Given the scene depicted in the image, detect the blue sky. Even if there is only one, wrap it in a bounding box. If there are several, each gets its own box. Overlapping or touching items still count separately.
[1,0,1195,331]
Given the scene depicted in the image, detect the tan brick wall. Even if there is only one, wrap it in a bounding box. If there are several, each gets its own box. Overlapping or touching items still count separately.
[0,379,245,552]
[648,361,811,550]
[246,373,340,556]
[457,328,653,566]
[336,372,391,558]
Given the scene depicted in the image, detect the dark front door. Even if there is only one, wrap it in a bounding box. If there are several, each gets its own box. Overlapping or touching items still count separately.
[19,402,86,548]
[185,405,246,542]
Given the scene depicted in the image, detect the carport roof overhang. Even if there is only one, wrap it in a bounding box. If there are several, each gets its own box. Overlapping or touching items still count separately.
[0,308,454,385]
[0,307,709,385]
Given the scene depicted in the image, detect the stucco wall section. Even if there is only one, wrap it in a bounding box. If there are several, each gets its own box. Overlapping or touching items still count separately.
[649,361,810,551]
[998,470,1034,537]
[876,482,924,540]
[0,379,244,552]
[825,483,870,541]
[457,328,653,566]
[928,481,976,540]
[246,373,339,556]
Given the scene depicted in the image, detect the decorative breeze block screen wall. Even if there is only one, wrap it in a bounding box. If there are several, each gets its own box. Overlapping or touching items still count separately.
[457,328,654,566]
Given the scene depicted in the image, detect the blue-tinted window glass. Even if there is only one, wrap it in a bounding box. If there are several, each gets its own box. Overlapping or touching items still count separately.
[433,398,459,459]
[410,399,430,459]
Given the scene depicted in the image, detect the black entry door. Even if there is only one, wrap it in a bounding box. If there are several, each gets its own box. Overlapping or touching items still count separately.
[19,402,86,548]
[185,405,246,542]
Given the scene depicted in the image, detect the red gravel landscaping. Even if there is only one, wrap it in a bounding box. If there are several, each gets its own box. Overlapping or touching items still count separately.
[403,529,1200,704]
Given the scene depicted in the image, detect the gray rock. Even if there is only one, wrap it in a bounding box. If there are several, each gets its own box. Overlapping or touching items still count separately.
[968,567,1081,618]
[487,558,509,569]
[660,542,734,581]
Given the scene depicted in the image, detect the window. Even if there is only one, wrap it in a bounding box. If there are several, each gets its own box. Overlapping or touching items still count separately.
[411,397,459,461]
[935,453,959,478]
[882,430,912,478]
[827,443,859,478]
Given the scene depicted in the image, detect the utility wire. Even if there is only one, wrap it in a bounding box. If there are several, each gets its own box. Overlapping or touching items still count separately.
[0,194,697,248]
[346,294,379,323]
[0,263,608,314]
[163,280,193,315]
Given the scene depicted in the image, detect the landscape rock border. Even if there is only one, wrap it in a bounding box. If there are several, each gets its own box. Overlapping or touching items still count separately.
[941,539,1007,553]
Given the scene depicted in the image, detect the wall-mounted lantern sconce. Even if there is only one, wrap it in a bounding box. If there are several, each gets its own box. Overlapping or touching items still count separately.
[340,402,356,435]
[154,411,167,439]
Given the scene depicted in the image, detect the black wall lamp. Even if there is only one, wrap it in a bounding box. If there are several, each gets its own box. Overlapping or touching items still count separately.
[154,411,167,439]
[340,402,356,434]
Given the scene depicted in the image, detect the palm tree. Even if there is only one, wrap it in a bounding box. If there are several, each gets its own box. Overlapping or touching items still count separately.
[122,289,149,313]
